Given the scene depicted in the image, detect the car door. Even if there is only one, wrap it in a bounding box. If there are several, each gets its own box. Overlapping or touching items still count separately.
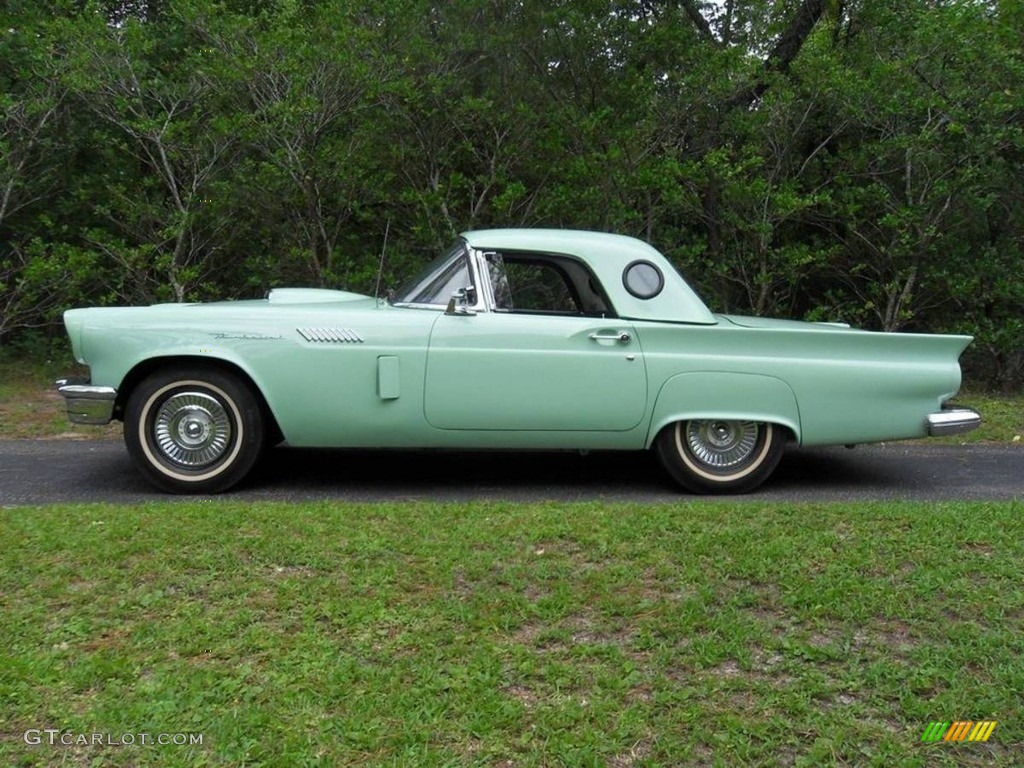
[423,254,647,432]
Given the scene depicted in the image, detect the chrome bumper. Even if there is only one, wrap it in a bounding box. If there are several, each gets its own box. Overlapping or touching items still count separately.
[927,406,981,437]
[56,377,117,425]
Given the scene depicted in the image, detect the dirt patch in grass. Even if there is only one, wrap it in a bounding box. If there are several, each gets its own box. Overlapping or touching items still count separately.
[0,363,121,439]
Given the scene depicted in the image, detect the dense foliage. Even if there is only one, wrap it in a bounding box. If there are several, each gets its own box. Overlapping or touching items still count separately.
[2,0,1021,388]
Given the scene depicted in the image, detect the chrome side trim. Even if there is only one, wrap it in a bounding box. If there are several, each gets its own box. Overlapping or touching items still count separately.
[297,327,364,343]
[56,378,117,425]
[927,406,981,437]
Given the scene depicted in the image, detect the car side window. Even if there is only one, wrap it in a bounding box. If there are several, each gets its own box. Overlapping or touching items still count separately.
[398,250,473,306]
[497,258,581,314]
[485,252,614,316]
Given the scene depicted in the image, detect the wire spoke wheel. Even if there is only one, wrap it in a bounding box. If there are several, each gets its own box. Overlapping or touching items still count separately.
[656,418,786,494]
[153,391,233,468]
[683,420,760,471]
[125,368,265,494]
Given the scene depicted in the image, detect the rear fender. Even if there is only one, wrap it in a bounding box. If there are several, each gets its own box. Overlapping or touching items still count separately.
[646,372,801,447]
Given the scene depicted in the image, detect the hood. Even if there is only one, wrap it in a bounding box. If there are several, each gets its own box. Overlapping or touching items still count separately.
[63,288,381,334]
[265,287,373,305]
[69,288,378,314]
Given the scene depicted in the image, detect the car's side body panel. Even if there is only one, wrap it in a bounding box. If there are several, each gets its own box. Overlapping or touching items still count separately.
[70,300,969,451]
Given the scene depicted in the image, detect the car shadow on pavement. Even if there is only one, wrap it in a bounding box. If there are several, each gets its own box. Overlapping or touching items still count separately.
[245,444,900,500]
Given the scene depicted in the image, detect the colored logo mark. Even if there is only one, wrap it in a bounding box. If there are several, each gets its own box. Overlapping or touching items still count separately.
[921,721,997,742]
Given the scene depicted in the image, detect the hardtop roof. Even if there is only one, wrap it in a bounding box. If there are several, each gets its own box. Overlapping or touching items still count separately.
[461,229,660,260]
[460,228,717,325]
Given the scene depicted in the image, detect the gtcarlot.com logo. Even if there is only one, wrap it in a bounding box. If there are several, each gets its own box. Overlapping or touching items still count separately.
[24,729,203,747]
[921,721,997,743]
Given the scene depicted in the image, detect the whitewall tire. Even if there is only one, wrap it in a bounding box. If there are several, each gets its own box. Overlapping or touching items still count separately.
[124,367,264,494]
[655,419,786,494]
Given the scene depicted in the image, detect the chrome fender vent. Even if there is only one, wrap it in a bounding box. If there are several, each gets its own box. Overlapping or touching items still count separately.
[297,327,364,343]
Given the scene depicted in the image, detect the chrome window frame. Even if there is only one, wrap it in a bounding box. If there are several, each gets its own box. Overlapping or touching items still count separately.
[391,240,489,312]
[471,247,501,312]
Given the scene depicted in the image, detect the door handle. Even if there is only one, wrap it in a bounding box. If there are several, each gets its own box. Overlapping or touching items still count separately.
[589,331,631,344]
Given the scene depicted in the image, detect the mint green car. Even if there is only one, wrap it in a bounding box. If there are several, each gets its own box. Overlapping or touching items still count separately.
[57,229,980,494]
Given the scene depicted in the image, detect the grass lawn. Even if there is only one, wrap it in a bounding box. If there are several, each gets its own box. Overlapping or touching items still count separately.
[2,500,1022,766]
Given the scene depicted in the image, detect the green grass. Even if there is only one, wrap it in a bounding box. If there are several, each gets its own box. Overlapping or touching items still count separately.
[2,501,1022,766]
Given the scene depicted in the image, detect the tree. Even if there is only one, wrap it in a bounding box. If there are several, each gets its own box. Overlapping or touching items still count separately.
[0,0,1020,388]
[222,3,383,287]
[0,13,76,338]
[62,6,238,303]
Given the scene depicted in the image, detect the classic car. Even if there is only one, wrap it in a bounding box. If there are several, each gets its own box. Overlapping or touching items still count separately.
[57,229,980,494]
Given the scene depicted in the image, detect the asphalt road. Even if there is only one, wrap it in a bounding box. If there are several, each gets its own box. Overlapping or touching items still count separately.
[0,439,1021,506]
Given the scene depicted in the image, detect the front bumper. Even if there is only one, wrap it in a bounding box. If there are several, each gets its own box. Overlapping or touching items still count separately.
[56,377,117,425]
[927,405,981,437]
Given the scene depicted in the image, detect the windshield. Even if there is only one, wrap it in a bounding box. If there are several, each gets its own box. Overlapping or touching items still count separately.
[392,242,472,305]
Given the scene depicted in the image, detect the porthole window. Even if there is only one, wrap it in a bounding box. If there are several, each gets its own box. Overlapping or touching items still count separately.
[623,260,664,299]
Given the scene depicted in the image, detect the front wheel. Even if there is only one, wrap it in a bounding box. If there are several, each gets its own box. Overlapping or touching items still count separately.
[124,367,264,494]
[655,419,786,494]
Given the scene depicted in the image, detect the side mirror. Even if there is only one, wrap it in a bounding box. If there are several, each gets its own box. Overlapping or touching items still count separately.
[445,286,477,316]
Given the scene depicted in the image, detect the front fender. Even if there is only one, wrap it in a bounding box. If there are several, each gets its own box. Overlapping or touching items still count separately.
[646,372,802,447]
[87,337,279,424]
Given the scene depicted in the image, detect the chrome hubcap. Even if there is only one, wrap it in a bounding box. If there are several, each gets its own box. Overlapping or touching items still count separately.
[153,392,232,467]
[685,420,759,469]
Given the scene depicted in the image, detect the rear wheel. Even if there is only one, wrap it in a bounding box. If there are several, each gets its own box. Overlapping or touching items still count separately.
[124,367,264,494]
[655,419,785,494]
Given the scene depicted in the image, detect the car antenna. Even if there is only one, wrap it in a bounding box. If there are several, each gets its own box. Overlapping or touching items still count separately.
[374,218,391,304]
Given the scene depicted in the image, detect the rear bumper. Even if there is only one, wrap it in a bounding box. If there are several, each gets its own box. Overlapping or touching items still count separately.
[927,406,981,437]
[56,377,117,425]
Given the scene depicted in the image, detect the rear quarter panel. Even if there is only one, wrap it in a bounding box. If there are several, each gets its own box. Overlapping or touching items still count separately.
[639,321,969,447]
